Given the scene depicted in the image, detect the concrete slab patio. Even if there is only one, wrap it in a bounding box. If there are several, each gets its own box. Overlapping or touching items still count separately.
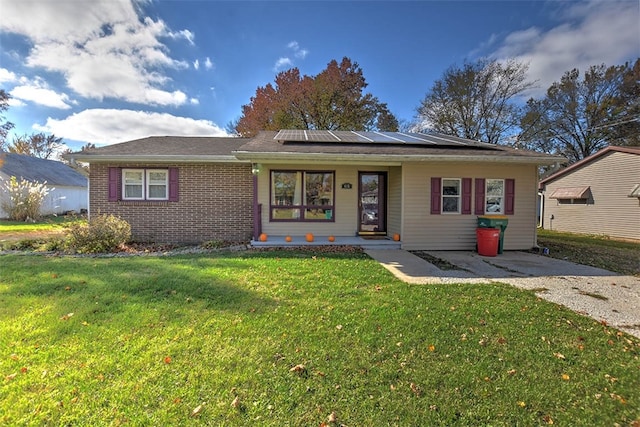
[365,249,640,339]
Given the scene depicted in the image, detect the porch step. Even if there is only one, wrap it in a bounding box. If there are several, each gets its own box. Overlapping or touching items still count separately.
[250,236,401,250]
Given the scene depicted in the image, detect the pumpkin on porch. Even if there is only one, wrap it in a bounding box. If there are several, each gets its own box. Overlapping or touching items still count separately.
[259,233,268,242]
[393,233,401,241]
[328,235,335,242]
[285,236,292,242]
[305,233,314,242]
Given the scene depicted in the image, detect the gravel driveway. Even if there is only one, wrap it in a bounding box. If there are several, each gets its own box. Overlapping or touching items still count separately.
[366,249,640,338]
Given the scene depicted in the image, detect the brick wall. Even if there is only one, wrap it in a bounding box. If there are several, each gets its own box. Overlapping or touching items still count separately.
[90,163,254,243]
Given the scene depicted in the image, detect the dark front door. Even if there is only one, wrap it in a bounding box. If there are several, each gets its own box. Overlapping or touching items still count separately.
[358,172,386,234]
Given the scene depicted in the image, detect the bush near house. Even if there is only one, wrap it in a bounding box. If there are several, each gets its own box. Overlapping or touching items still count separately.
[64,214,131,253]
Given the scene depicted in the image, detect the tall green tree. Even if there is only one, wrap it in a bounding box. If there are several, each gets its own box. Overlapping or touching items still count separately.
[414,59,535,144]
[518,60,639,163]
[236,57,398,137]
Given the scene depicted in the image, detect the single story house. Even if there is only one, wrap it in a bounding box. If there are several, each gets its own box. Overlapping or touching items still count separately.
[0,152,88,218]
[67,130,563,250]
[539,146,640,241]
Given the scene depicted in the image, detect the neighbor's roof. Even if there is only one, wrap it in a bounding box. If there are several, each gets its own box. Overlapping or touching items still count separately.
[67,136,250,163]
[540,146,640,186]
[0,152,87,187]
[233,130,564,164]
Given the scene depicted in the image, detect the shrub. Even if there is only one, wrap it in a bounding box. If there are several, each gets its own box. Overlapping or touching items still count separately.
[0,176,52,221]
[65,214,131,253]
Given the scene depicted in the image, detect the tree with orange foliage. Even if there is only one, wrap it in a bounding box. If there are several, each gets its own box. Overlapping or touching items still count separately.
[235,57,398,137]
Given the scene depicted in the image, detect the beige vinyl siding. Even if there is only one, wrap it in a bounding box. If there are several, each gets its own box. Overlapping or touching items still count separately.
[387,166,402,237]
[401,162,539,250]
[258,164,390,236]
[542,151,640,240]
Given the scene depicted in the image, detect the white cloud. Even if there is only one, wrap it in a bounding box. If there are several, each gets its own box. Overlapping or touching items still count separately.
[204,57,214,70]
[0,68,17,83]
[491,0,640,97]
[193,59,200,70]
[0,0,195,106]
[10,78,73,109]
[273,57,294,72]
[34,108,229,145]
[287,40,309,59]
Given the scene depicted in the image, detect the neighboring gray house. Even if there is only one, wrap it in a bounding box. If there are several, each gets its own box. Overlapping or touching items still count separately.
[0,152,88,218]
[539,146,640,241]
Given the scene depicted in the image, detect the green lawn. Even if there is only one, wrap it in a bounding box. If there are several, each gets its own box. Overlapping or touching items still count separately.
[0,215,84,233]
[1,251,638,426]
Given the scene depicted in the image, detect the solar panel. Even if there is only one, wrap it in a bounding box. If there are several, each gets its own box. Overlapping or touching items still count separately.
[273,129,483,147]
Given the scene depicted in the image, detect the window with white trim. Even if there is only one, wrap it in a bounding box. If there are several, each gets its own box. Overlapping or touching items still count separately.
[270,170,335,221]
[442,178,461,213]
[485,179,504,214]
[122,169,169,201]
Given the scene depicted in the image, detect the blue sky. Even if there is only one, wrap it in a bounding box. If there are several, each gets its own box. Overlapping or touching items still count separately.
[1,0,638,152]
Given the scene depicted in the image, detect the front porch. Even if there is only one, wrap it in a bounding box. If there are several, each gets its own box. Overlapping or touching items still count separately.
[250,235,401,249]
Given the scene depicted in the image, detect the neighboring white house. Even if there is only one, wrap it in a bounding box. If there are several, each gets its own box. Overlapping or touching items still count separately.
[0,152,88,218]
[538,146,640,241]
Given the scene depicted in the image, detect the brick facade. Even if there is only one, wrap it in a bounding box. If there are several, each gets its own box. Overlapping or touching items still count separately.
[90,163,254,243]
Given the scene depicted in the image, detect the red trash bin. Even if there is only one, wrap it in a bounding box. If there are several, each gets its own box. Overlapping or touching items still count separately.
[476,228,500,257]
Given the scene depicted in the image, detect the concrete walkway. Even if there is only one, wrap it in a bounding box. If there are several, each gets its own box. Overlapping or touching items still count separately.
[365,249,640,339]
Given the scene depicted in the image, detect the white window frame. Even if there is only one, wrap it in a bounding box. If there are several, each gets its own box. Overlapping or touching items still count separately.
[122,169,144,200]
[122,168,169,201]
[146,169,169,200]
[485,179,505,214]
[441,178,461,214]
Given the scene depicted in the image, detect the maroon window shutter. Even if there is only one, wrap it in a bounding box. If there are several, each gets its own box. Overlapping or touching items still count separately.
[430,177,441,214]
[475,178,485,215]
[505,178,515,215]
[108,167,119,202]
[461,178,472,214]
[168,167,179,202]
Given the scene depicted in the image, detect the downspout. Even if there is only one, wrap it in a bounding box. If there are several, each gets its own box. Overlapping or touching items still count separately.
[251,164,262,240]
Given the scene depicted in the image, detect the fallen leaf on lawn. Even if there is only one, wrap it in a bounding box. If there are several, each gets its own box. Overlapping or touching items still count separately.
[554,352,565,360]
[51,274,58,279]
[191,402,205,417]
[610,393,627,404]
[327,411,337,423]
[163,356,172,364]
[5,373,17,381]
[428,345,435,352]
[335,324,343,330]
[20,367,27,374]
[410,382,421,396]
[10,354,19,361]
[542,414,554,424]
[65,286,71,291]
[231,396,240,408]
[507,369,517,375]
[561,374,570,381]
[290,364,307,375]
[607,339,615,346]
[60,312,74,320]
[517,401,526,407]
[173,397,182,404]
[375,285,382,291]
[497,337,507,344]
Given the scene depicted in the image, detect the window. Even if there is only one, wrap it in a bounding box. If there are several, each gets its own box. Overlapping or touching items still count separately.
[271,170,334,221]
[485,179,504,214]
[122,169,168,201]
[442,178,461,213]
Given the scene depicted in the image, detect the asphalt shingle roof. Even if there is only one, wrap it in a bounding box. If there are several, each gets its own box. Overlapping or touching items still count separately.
[0,153,87,187]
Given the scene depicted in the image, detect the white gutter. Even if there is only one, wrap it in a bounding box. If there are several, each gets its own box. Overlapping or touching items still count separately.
[232,151,564,165]
[65,154,248,164]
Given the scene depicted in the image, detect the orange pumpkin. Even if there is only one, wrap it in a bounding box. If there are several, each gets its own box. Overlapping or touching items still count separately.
[259,233,268,242]
[305,233,314,242]
[328,235,335,242]
[285,236,292,242]
[393,233,401,241]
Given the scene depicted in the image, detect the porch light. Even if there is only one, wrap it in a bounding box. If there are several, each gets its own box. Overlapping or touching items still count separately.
[251,163,262,175]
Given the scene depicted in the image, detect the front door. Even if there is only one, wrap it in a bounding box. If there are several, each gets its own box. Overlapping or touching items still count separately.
[358,172,386,234]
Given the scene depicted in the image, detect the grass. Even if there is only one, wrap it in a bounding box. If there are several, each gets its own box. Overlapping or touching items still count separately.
[1,250,639,426]
[537,229,640,276]
[0,215,84,233]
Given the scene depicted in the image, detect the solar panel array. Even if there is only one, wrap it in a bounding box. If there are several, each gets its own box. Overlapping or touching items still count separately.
[273,129,486,147]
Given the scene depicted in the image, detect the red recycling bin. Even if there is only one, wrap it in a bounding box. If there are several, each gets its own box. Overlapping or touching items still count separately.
[476,228,500,257]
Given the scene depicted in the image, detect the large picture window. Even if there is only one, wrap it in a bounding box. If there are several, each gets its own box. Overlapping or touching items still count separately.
[122,169,169,201]
[271,170,334,221]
